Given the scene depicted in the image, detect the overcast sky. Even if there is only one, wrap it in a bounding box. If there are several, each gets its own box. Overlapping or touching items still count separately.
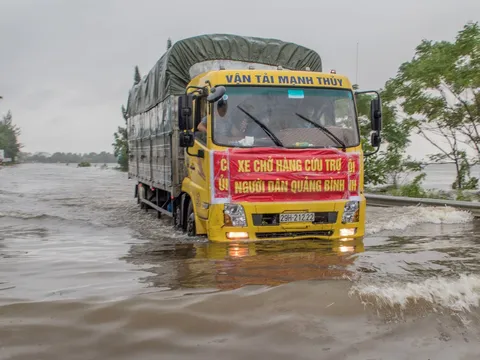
[0,0,478,160]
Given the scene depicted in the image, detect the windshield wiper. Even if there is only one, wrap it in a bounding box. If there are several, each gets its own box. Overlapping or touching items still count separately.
[237,105,284,147]
[294,112,346,151]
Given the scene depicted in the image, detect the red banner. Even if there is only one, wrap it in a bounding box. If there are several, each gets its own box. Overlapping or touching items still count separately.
[211,148,360,203]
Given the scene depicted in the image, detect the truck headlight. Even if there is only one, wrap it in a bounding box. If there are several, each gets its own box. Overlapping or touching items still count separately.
[342,201,359,223]
[224,203,247,227]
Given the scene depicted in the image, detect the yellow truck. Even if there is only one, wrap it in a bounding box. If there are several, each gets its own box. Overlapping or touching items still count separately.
[126,34,382,242]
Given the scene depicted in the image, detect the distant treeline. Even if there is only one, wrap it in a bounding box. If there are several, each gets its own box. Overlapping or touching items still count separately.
[23,152,117,164]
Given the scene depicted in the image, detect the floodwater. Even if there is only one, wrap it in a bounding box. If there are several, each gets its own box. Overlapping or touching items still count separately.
[1,164,480,360]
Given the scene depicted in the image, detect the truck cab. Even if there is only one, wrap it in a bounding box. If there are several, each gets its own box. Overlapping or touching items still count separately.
[177,68,381,242]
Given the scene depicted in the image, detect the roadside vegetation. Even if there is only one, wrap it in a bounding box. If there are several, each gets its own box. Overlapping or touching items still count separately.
[357,21,479,201]
[0,110,22,164]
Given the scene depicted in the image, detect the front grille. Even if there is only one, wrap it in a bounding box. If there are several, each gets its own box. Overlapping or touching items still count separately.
[255,230,334,239]
[252,212,337,226]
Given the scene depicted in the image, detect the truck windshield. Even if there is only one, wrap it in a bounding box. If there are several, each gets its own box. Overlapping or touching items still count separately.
[211,86,359,148]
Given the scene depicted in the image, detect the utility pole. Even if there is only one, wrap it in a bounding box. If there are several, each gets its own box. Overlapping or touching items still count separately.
[355,42,359,86]
[0,97,4,126]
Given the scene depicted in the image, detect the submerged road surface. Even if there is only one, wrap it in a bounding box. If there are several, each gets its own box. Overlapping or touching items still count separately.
[1,164,480,359]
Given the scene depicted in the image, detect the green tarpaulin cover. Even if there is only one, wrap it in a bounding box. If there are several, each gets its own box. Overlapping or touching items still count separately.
[126,34,322,117]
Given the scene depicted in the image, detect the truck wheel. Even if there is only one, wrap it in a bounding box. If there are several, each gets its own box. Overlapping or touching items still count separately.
[138,184,145,209]
[174,206,182,229]
[186,201,196,237]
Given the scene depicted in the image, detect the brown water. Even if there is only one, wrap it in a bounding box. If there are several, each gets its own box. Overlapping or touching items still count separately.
[1,164,480,359]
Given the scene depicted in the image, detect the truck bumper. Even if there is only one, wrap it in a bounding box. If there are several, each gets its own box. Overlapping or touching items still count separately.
[206,198,366,242]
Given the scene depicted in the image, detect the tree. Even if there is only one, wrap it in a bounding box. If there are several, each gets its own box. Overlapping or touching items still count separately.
[384,21,480,190]
[355,89,421,187]
[112,105,129,171]
[167,37,172,50]
[134,65,141,85]
[0,110,22,162]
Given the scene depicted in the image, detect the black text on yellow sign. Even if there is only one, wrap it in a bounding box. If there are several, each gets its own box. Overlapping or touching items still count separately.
[225,74,345,87]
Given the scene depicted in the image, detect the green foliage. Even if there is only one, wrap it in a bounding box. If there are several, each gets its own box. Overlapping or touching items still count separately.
[78,161,91,167]
[390,173,428,198]
[0,110,22,162]
[384,21,480,190]
[134,66,141,85]
[451,150,479,190]
[456,190,474,201]
[112,105,129,172]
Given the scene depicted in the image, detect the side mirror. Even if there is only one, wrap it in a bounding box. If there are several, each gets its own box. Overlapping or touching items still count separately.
[179,131,194,148]
[178,94,193,131]
[207,86,226,103]
[370,132,381,148]
[370,97,382,132]
[355,89,383,156]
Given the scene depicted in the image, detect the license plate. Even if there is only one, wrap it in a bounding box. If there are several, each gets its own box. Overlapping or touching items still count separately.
[279,212,315,223]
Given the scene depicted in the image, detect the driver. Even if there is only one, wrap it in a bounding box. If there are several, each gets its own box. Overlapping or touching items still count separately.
[197,97,244,137]
[197,98,226,133]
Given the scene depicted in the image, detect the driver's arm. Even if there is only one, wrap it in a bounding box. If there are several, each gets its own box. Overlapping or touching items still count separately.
[197,116,207,132]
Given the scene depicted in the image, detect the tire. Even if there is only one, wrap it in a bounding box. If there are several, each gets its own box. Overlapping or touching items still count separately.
[186,201,196,237]
[173,206,182,229]
[138,185,143,208]
[138,184,146,209]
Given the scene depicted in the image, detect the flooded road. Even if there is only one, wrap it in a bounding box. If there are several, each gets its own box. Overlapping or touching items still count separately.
[1,164,480,359]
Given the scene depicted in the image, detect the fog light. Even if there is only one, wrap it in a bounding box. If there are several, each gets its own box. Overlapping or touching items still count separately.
[339,228,356,237]
[226,232,249,240]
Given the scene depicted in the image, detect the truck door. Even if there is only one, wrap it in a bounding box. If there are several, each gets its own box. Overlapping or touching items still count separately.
[186,96,210,225]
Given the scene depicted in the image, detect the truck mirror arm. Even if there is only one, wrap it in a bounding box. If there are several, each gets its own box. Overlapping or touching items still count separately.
[186,147,204,159]
[354,89,382,158]
[179,131,204,159]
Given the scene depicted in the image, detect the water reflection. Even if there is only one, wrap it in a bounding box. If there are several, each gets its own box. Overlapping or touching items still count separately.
[123,239,364,291]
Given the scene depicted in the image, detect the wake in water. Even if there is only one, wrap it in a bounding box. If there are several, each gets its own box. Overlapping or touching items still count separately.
[366,205,474,235]
[355,205,480,326]
[2,280,480,360]
[350,274,480,314]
